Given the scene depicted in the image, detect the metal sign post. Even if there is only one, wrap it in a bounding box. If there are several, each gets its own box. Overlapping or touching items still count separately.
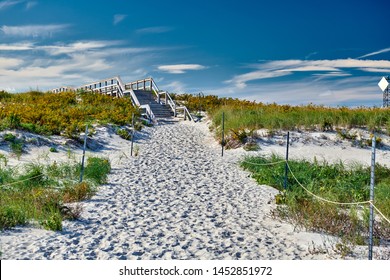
[378,76,389,108]
[368,136,376,260]
[284,132,290,190]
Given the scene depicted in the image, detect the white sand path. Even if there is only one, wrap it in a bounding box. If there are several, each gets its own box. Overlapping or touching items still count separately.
[1,120,369,260]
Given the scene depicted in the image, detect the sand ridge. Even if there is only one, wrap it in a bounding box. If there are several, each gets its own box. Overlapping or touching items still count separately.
[0,120,331,260]
[1,119,387,259]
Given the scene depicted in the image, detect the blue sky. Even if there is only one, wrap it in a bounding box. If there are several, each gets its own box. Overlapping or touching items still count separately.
[0,0,389,106]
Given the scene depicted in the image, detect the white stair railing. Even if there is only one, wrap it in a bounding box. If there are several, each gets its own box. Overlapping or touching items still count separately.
[55,76,194,122]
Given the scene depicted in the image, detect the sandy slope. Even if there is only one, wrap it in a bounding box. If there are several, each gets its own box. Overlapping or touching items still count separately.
[0,119,388,259]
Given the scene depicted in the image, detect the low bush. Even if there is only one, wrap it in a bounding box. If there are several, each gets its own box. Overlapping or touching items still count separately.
[0,91,139,136]
[62,182,96,203]
[241,156,390,248]
[0,156,111,231]
[117,128,132,140]
[83,157,111,184]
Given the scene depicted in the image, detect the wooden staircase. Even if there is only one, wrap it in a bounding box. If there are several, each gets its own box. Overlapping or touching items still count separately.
[53,76,194,123]
[133,90,173,119]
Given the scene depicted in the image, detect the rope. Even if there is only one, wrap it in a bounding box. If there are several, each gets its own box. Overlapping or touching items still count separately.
[286,162,371,206]
[370,202,390,225]
[286,162,390,224]
[242,157,390,224]
[241,159,286,166]
[0,174,45,188]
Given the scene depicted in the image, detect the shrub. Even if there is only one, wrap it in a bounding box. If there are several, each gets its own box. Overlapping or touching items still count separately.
[0,153,8,167]
[3,133,16,142]
[62,182,95,203]
[41,211,62,231]
[83,157,111,184]
[241,155,390,248]
[0,91,138,137]
[117,128,132,140]
[7,114,21,129]
[0,158,111,231]
[10,141,23,158]
[0,206,27,230]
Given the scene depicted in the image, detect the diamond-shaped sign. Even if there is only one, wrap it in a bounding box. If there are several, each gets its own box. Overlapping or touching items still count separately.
[378,77,389,92]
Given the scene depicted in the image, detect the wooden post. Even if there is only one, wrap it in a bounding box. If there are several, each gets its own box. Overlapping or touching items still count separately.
[79,124,89,183]
[221,112,225,157]
[131,113,135,157]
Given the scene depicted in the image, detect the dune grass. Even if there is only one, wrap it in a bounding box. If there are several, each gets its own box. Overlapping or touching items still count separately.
[0,90,138,138]
[0,156,111,231]
[172,94,390,136]
[211,104,390,133]
[241,155,390,250]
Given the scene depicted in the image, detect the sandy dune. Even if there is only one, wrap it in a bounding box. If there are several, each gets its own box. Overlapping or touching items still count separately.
[0,119,388,259]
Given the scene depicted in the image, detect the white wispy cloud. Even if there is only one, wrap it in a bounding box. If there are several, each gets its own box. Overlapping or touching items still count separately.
[305,51,318,59]
[358,47,390,59]
[161,81,186,93]
[113,14,127,25]
[41,41,120,55]
[136,26,172,34]
[25,1,37,10]
[357,67,390,73]
[0,42,34,50]
[226,70,290,89]
[0,40,164,92]
[157,64,206,74]
[1,24,70,37]
[0,57,23,68]
[0,0,22,10]
[227,59,390,88]
[209,76,381,107]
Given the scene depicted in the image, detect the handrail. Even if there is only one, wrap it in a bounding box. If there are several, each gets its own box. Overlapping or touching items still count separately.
[116,76,126,98]
[160,90,177,116]
[126,88,141,106]
[60,76,195,122]
[151,78,160,93]
[127,77,182,119]
[140,104,156,124]
[76,76,125,98]
[183,106,194,122]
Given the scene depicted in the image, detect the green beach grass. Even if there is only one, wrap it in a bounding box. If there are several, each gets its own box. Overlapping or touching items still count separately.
[241,155,390,250]
[0,156,111,231]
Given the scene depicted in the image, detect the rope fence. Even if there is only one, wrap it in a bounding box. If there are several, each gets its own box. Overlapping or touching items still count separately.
[0,174,45,189]
[241,159,286,166]
[242,157,390,225]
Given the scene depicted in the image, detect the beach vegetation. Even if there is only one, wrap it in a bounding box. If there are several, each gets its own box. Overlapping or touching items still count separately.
[3,133,24,159]
[241,155,390,251]
[172,94,390,142]
[0,156,110,231]
[81,157,111,185]
[0,91,139,136]
[116,128,132,140]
